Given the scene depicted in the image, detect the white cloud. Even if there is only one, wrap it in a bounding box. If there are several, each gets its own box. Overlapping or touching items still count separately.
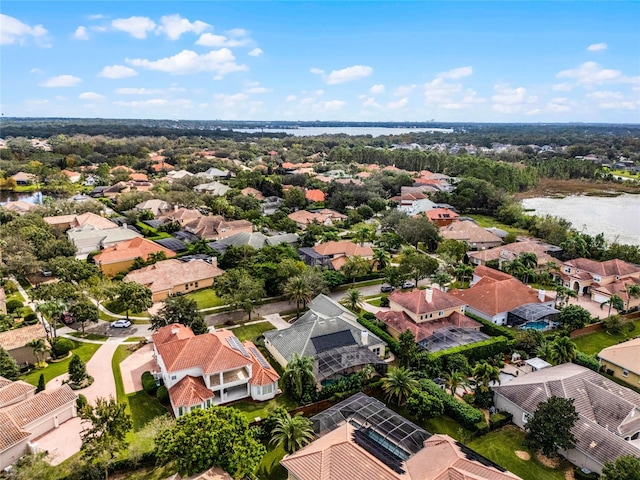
[556,61,633,86]
[369,84,385,95]
[98,65,138,79]
[156,14,209,40]
[111,16,156,39]
[114,98,169,107]
[114,87,158,95]
[586,90,624,101]
[285,95,297,102]
[1,14,49,46]
[393,84,416,96]
[248,48,263,57]
[438,66,473,80]
[40,75,82,87]
[424,77,462,102]
[552,83,573,92]
[321,100,346,110]
[586,90,638,110]
[587,42,607,52]
[196,33,251,48]
[214,93,250,108]
[312,65,373,85]
[387,97,408,109]
[26,99,50,105]
[226,28,249,37]
[363,97,381,108]
[245,86,270,94]
[88,14,105,20]
[441,90,485,109]
[30,68,43,74]
[73,26,89,40]
[127,49,247,77]
[79,91,105,100]
[491,84,537,113]
[546,97,571,113]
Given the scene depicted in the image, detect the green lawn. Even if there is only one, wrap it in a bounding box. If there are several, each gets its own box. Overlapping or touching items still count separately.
[112,345,134,404]
[230,394,298,423]
[424,415,473,442]
[367,298,383,307]
[103,300,150,318]
[20,341,101,386]
[255,444,288,480]
[127,391,169,432]
[184,288,226,309]
[466,214,529,237]
[231,321,276,342]
[468,426,569,480]
[573,319,640,355]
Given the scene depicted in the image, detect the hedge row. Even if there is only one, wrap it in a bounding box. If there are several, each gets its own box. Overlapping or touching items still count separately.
[141,371,158,395]
[358,317,399,354]
[489,411,513,430]
[431,336,512,365]
[419,379,486,431]
[572,351,600,372]
[465,312,516,339]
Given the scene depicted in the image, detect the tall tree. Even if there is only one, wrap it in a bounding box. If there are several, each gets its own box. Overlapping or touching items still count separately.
[443,370,467,397]
[341,256,371,285]
[68,354,88,385]
[436,239,468,265]
[600,294,624,317]
[270,413,315,453]
[398,248,439,287]
[36,300,66,341]
[68,301,99,334]
[382,367,418,405]
[398,330,420,369]
[284,275,313,319]
[36,373,46,393]
[454,263,474,284]
[558,305,591,332]
[372,249,391,271]
[549,336,577,365]
[341,288,364,312]
[601,455,640,480]
[113,282,153,320]
[79,396,132,480]
[525,396,579,458]
[554,285,577,309]
[431,270,452,291]
[151,295,204,332]
[395,215,440,251]
[622,283,640,311]
[0,346,20,380]
[281,354,316,403]
[472,362,501,393]
[27,338,48,367]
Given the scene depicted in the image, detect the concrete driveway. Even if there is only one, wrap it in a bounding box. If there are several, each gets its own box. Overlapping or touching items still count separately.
[120,344,157,394]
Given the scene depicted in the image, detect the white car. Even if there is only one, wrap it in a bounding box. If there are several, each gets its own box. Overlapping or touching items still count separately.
[402,280,416,289]
[111,319,132,328]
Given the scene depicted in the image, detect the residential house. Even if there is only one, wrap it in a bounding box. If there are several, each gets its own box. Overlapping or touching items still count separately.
[159,207,203,226]
[591,276,640,311]
[561,257,640,297]
[196,167,230,179]
[152,324,279,417]
[492,363,640,474]
[598,337,640,386]
[467,240,560,270]
[298,240,374,271]
[166,170,194,181]
[60,170,81,183]
[1,200,36,215]
[261,196,284,215]
[440,220,503,250]
[240,187,265,201]
[264,295,386,384]
[424,207,459,226]
[397,193,437,216]
[375,288,487,352]
[208,232,299,254]
[0,377,78,471]
[282,393,522,480]
[124,258,224,302]
[449,266,556,327]
[183,216,253,241]
[305,189,326,203]
[130,173,149,182]
[0,324,47,365]
[67,224,142,256]
[44,211,119,231]
[10,172,36,186]
[135,199,171,217]
[92,237,176,276]
[83,175,96,186]
[288,209,347,229]
[193,181,230,196]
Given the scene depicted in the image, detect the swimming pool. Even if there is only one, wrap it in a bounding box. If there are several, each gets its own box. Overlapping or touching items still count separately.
[521,321,549,331]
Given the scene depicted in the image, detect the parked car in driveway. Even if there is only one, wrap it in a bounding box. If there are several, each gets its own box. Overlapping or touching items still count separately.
[60,312,74,325]
[380,284,395,293]
[402,280,416,289]
[110,319,132,328]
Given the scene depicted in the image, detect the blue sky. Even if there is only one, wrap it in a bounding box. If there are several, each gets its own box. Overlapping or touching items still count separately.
[2,1,639,122]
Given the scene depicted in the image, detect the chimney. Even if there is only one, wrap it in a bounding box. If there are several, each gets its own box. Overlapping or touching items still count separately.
[123,223,127,230]
[361,331,369,345]
[538,289,546,302]
[171,327,179,335]
[425,288,433,303]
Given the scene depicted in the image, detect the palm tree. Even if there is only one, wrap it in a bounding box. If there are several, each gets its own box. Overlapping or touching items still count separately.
[535,340,552,361]
[281,354,316,402]
[373,249,390,271]
[358,364,376,382]
[443,371,466,397]
[622,283,640,312]
[342,288,364,312]
[270,413,315,453]
[431,271,452,291]
[284,276,312,319]
[601,294,624,317]
[27,338,48,367]
[472,362,501,393]
[555,285,577,309]
[519,252,538,271]
[36,300,66,342]
[549,336,577,365]
[454,263,474,284]
[381,367,418,405]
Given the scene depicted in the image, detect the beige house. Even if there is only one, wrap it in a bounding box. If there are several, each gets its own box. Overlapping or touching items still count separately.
[135,199,171,217]
[599,337,640,386]
[561,257,640,298]
[92,237,176,276]
[124,259,224,302]
[440,220,503,250]
[287,209,347,229]
[467,240,557,270]
[0,324,48,365]
[10,172,36,185]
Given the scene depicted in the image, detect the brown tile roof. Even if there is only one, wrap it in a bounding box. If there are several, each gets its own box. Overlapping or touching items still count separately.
[2,200,37,214]
[388,288,466,315]
[244,341,280,386]
[130,173,148,182]
[598,337,640,376]
[152,323,194,346]
[472,265,513,282]
[376,310,480,343]
[93,237,176,265]
[468,240,554,264]
[0,324,47,351]
[0,410,30,452]
[288,209,346,226]
[565,258,640,278]
[124,259,224,295]
[305,189,326,202]
[184,216,253,240]
[240,187,265,201]
[313,240,374,258]
[3,384,77,429]
[160,208,203,224]
[440,221,503,245]
[168,375,215,408]
[591,276,640,302]
[0,379,34,407]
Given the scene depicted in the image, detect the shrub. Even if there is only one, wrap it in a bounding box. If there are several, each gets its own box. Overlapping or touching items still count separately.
[362,311,376,321]
[23,312,38,325]
[418,379,485,431]
[156,385,169,404]
[466,312,515,339]
[432,336,512,365]
[2,281,18,295]
[489,411,513,430]
[53,338,75,358]
[141,371,158,395]
[358,317,399,353]
[76,394,88,411]
[380,296,390,307]
[573,351,600,372]
[6,299,24,314]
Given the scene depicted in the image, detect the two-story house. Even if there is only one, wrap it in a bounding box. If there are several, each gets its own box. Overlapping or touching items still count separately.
[299,240,374,271]
[152,324,280,417]
[375,287,488,352]
[561,258,640,301]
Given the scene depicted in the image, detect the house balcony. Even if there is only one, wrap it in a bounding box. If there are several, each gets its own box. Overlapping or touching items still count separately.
[208,367,250,389]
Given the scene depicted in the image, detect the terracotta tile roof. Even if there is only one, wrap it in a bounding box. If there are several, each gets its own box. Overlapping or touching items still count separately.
[130,173,148,182]
[182,215,253,240]
[468,240,553,264]
[3,384,77,428]
[0,379,34,407]
[160,208,203,224]
[244,341,280,386]
[330,256,349,271]
[241,187,265,200]
[313,240,374,258]
[376,310,480,343]
[591,276,640,303]
[388,288,466,315]
[0,324,47,351]
[2,200,37,214]
[472,265,513,282]
[124,259,224,294]
[61,169,80,179]
[449,271,552,317]
[154,327,252,374]
[288,209,346,225]
[168,375,215,408]
[565,258,640,278]
[425,208,459,222]
[0,410,30,452]
[305,189,326,202]
[598,337,640,376]
[440,221,503,245]
[152,323,195,346]
[93,237,176,265]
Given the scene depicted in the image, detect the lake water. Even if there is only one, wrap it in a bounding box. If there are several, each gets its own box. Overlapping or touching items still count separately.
[0,190,44,205]
[233,126,453,137]
[521,194,640,246]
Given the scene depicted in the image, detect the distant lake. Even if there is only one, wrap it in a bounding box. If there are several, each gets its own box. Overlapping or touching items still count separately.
[233,126,454,137]
[0,190,44,205]
[521,194,640,246]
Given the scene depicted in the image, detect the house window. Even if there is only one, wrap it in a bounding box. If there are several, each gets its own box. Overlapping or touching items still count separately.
[263,384,274,394]
[195,281,199,288]
[439,311,444,317]
[178,407,183,416]
[623,369,629,377]
[429,313,433,319]
[185,283,189,290]
[171,375,177,380]
[564,267,571,273]
[373,348,381,356]
[523,412,532,424]
[593,276,601,283]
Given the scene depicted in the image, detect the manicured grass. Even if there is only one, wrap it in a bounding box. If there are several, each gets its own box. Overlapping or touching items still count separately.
[103,300,150,318]
[255,444,288,480]
[68,332,108,341]
[112,345,134,405]
[367,298,383,307]
[424,415,474,442]
[468,426,569,480]
[466,214,529,237]
[231,321,276,342]
[573,319,640,355]
[127,391,169,432]
[113,464,179,480]
[125,336,147,342]
[230,394,298,423]
[20,341,101,386]
[184,288,226,309]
